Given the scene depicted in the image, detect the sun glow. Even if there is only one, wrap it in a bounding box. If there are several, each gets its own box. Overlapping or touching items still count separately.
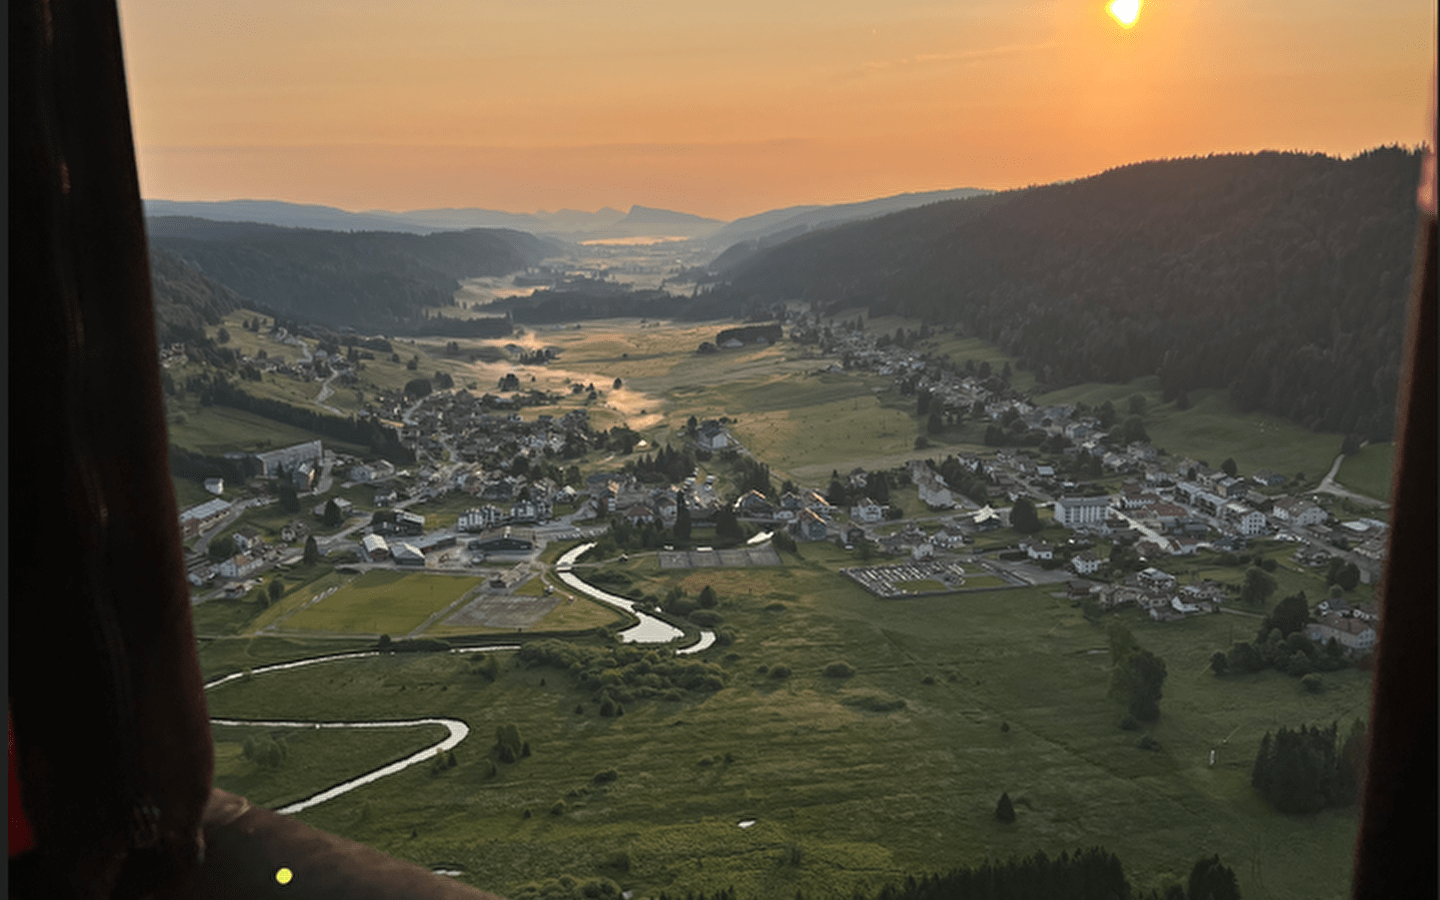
[1107,0,1142,29]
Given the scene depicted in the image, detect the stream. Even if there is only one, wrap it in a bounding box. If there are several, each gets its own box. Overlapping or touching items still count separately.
[210,548,715,813]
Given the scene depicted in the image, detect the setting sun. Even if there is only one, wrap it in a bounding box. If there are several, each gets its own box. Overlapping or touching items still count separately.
[1108,0,1142,29]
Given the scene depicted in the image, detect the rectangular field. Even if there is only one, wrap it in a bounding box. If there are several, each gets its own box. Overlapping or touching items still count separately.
[280,570,481,636]
[658,546,783,569]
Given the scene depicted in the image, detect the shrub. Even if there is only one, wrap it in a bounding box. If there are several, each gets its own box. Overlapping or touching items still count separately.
[550,801,565,817]
[593,768,619,784]
[1000,721,1010,733]
[995,792,1016,823]
[922,675,936,685]
[1301,673,1325,693]
[1119,714,1141,731]
[765,602,786,612]
[689,609,723,627]
[769,664,791,679]
[1137,734,1162,752]
[823,661,856,678]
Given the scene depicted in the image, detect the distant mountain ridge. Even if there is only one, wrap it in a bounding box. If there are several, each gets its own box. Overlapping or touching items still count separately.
[147,216,553,333]
[702,187,992,257]
[142,189,992,246]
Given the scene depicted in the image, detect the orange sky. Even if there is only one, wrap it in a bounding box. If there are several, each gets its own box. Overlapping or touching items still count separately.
[118,1,1435,220]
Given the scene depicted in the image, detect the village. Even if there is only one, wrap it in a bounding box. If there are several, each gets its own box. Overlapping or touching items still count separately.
[173,316,1386,656]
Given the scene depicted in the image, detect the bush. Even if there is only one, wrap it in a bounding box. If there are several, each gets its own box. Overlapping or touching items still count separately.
[1301,673,1325,693]
[1119,714,1141,731]
[769,664,791,679]
[593,768,619,784]
[688,609,723,627]
[995,792,1016,823]
[1137,734,1162,752]
[550,800,565,817]
[823,661,856,678]
[1000,721,1010,733]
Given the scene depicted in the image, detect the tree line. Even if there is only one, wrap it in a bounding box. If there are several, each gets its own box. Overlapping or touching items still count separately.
[1252,720,1365,813]
[196,375,414,463]
[648,848,1240,900]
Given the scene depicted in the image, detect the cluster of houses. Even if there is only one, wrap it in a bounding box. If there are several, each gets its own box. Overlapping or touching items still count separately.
[1089,567,1230,622]
[392,391,590,465]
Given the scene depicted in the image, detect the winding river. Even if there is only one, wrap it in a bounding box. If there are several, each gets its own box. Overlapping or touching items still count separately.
[211,548,714,813]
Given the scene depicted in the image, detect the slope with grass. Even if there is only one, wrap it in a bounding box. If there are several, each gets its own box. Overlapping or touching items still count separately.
[199,543,1366,900]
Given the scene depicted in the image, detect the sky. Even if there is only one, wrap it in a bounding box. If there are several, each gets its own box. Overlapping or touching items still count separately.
[118,0,1435,221]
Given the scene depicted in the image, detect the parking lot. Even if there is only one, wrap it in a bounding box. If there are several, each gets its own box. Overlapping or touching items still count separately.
[842,561,971,598]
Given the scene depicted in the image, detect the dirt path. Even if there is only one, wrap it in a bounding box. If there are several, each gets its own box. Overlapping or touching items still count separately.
[1316,452,1389,509]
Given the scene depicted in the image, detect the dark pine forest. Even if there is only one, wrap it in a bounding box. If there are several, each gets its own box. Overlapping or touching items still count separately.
[712,148,1423,440]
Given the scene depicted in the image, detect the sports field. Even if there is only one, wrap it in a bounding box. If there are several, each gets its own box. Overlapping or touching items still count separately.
[281,570,481,636]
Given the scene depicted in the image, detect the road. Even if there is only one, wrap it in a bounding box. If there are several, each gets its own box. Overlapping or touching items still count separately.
[1315,452,1389,510]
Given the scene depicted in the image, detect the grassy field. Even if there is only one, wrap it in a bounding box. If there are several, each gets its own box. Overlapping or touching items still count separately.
[1335,443,1395,502]
[213,722,450,810]
[200,544,1367,900]
[281,570,483,636]
[1035,381,1345,489]
[167,401,366,457]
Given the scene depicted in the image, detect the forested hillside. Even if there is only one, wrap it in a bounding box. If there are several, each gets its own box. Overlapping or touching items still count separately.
[714,148,1423,439]
[149,247,242,345]
[146,217,553,332]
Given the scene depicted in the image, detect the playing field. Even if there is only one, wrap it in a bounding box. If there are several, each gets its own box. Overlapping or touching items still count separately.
[281,570,482,636]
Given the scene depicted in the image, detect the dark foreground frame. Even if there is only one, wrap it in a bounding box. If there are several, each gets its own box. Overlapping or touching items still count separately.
[7,2,1435,897]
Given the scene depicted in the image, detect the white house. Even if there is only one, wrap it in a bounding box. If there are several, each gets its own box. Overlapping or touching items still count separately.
[217,554,265,579]
[361,533,390,560]
[850,499,887,524]
[203,477,225,496]
[910,460,956,509]
[1272,497,1327,528]
[1053,496,1111,527]
[1071,552,1102,575]
[1306,614,1377,653]
[696,421,730,450]
[1025,540,1054,561]
[1236,509,1269,537]
[1137,566,1178,593]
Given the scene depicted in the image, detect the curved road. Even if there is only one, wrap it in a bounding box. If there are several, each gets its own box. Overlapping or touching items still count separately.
[210,550,717,814]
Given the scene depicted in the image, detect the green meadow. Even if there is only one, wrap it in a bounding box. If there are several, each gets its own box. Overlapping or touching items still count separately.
[180,318,1390,898]
[1335,443,1395,502]
[200,543,1367,900]
[280,570,482,635]
[212,722,450,810]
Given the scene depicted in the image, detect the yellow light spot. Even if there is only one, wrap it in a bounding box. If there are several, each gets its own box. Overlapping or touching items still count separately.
[275,868,294,886]
[1107,0,1142,28]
